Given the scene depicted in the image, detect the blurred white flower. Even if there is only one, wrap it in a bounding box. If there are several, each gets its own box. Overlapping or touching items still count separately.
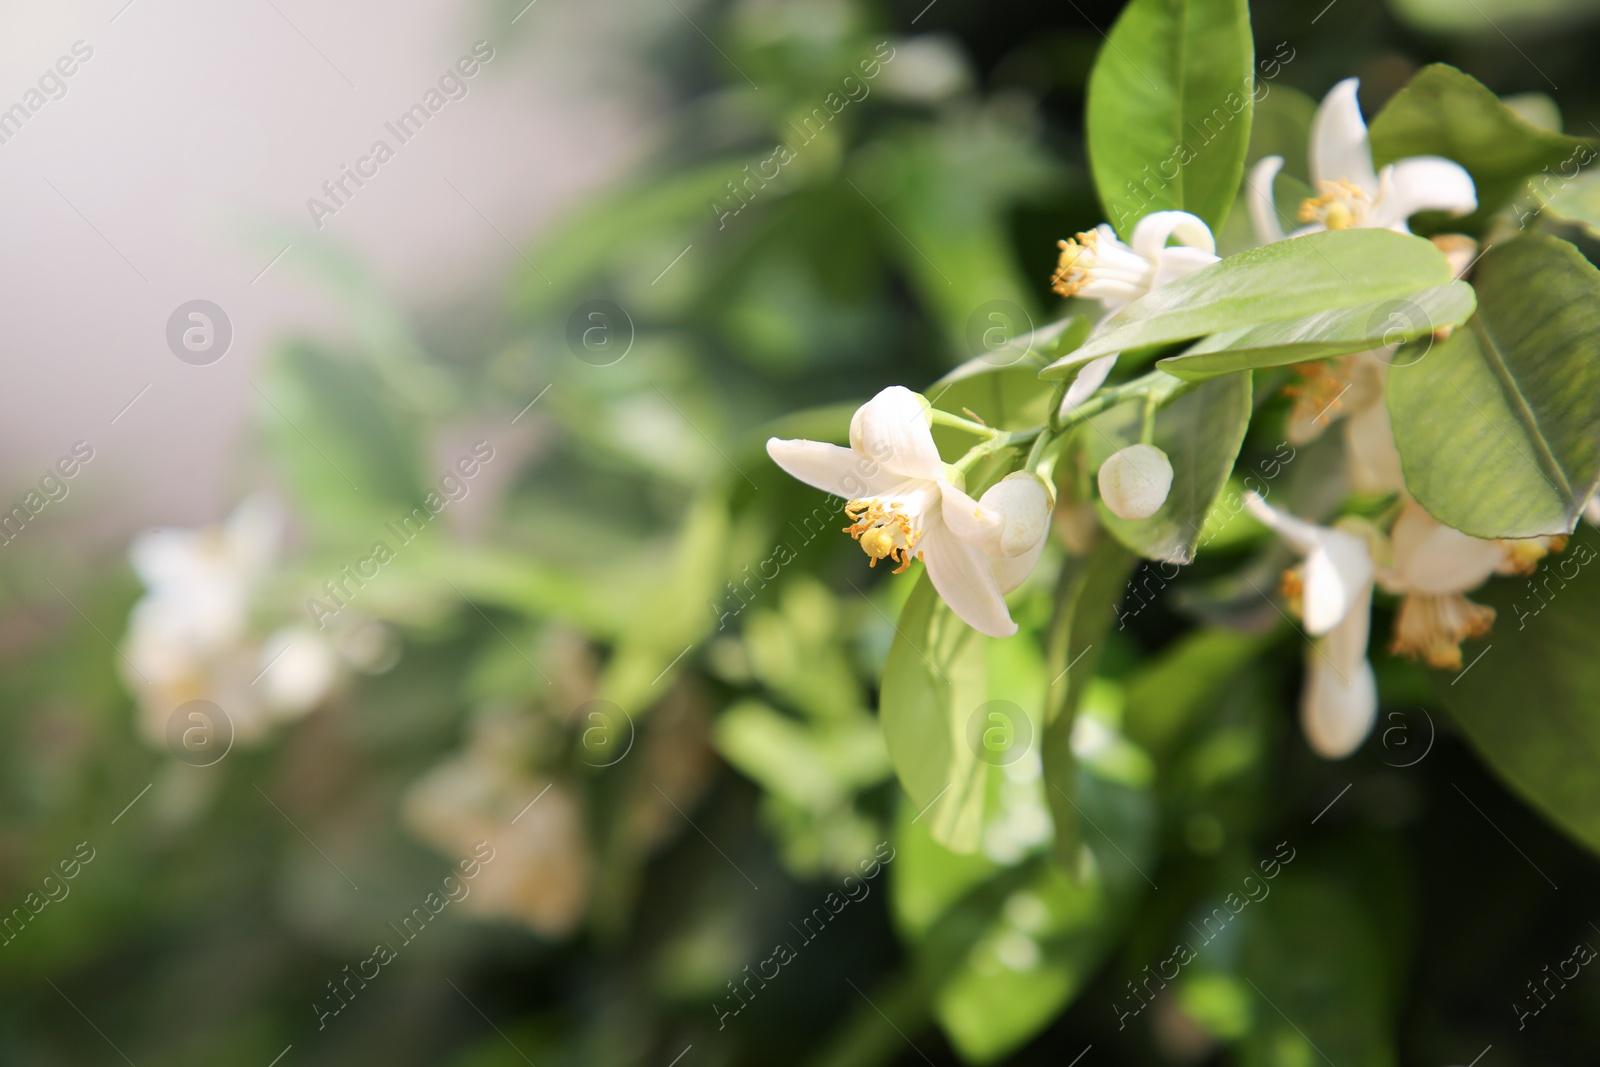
[1247,493,1567,757]
[403,718,591,938]
[1282,350,1405,497]
[1249,78,1476,242]
[1378,501,1563,669]
[121,496,339,747]
[1245,493,1377,759]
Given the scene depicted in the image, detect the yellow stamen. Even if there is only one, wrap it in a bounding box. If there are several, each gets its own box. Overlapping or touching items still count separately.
[1280,567,1305,620]
[1051,231,1100,298]
[1299,180,1370,231]
[1499,535,1566,576]
[844,500,920,574]
[1283,358,1355,427]
[1390,592,1495,670]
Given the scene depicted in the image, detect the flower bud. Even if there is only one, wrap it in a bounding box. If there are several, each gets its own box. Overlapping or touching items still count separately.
[1098,444,1172,520]
[977,472,1053,557]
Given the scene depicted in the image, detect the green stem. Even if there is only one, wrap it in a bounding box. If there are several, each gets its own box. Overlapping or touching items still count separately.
[951,426,1042,474]
[1140,390,1160,446]
[930,409,998,437]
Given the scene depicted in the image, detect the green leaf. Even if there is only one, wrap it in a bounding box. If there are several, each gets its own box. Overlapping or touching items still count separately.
[1157,282,1476,381]
[1086,0,1254,237]
[1436,536,1600,857]
[878,575,1047,853]
[1085,373,1253,563]
[1123,627,1265,757]
[928,316,1088,433]
[931,859,1116,1063]
[259,342,427,539]
[1041,536,1139,865]
[1225,870,1398,1065]
[1040,229,1456,379]
[1367,63,1596,221]
[1387,234,1600,538]
[1533,169,1600,236]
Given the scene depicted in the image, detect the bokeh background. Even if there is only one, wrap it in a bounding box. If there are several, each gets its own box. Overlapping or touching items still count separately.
[4,0,1600,1063]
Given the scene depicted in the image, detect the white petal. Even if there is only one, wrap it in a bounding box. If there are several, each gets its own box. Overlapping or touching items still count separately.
[1587,494,1600,525]
[1244,493,1374,635]
[1385,502,1504,594]
[849,386,942,481]
[1302,578,1376,758]
[224,494,284,575]
[1150,246,1220,289]
[261,627,338,714]
[129,528,204,591]
[1310,78,1379,193]
[989,532,1046,595]
[1059,354,1118,417]
[938,480,1004,553]
[1129,210,1216,260]
[977,472,1053,558]
[1301,650,1377,759]
[1301,533,1375,636]
[1343,396,1406,496]
[766,438,900,498]
[1370,157,1478,230]
[1247,156,1287,245]
[920,524,1016,638]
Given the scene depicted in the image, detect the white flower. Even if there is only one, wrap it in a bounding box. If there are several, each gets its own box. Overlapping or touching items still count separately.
[1097,444,1173,520]
[1053,211,1219,416]
[1281,234,1479,498]
[765,387,1048,638]
[1245,493,1377,760]
[1283,350,1405,497]
[1376,502,1555,670]
[260,627,340,713]
[121,496,339,746]
[1248,494,1568,756]
[1051,211,1219,311]
[1249,78,1477,243]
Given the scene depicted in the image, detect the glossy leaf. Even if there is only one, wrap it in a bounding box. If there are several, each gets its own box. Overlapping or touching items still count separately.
[1084,373,1253,563]
[1387,234,1600,538]
[1533,169,1600,236]
[1158,281,1476,381]
[1041,536,1139,864]
[932,859,1114,1063]
[1233,871,1398,1066]
[1367,63,1597,221]
[1086,0,1254,237]
[878,575,1048,853]
[1040,229,1456,379]
[930,316,1088,432]
[1437,536,1600,857]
